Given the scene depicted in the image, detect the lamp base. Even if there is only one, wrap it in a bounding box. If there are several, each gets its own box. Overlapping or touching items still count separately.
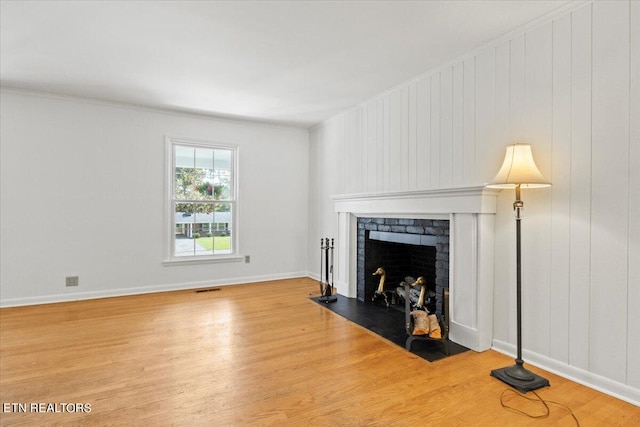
[491,362,550,393]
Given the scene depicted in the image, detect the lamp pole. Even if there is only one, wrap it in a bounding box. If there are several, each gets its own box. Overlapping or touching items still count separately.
[507,184,535,381]
[490,184,549,391]
[514,184,527,376]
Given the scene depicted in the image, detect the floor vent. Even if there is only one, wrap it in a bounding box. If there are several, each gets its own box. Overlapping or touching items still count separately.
[195,288,221,293]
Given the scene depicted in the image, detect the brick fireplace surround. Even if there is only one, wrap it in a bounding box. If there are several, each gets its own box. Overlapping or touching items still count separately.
[333,186,500,352]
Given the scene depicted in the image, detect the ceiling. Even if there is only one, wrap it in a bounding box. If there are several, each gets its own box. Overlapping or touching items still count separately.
[1,0,572,128]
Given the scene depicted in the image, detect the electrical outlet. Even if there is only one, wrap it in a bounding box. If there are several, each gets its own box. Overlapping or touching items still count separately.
[244,255,250,263]
[66,276,79,287]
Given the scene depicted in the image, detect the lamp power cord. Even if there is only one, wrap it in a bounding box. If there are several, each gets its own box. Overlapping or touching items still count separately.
[500,388,580,426]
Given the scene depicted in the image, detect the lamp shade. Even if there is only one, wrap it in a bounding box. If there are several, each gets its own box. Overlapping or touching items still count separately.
[486,143,551,188]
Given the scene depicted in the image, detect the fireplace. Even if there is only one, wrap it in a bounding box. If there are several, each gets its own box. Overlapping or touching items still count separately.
[357,218,449,316]
[332,186,500,352]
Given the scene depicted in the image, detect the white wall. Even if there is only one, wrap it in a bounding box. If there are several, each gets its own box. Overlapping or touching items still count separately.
[308,0,639,404]
[0,90,309,305]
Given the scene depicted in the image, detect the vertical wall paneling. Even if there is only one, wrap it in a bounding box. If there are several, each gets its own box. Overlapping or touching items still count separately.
[440,67,454,188]
[474,48,496,183]
[510,36,526,142]
[349,110,360,193]
[348,110,358,193]
[361,104,368,192]
[383,95,391,191]
[463,58,476,185]
[336,117,347,196]
[430,73,441,187]
[343,115,349,194]
[568,3,592,371]
[477,42,511,347]
[361,107,368,193]
[495,42,511,149]
[367,102,377,193]
[590,0,630,383]
[524,23,554,174]
[416,77,431,188]
[549,13,572,364]
[628,0,640,389]
[499,36,523,346]
[401,86,410,189]
[492,41,513,344]
[408,83,418,189]
[356,109,364,192]
[452,63,464,187]
[523,22,553,357]
[389,90,402,191]
[376,99,385,192]
[346,112,354,193]
[357,105,369,192]
[493,198,517,345]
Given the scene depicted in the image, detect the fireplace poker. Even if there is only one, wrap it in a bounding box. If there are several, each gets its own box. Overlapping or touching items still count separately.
[319,237,337,303]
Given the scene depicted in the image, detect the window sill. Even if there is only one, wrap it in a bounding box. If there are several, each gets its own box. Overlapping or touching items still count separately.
[162,255,244,266]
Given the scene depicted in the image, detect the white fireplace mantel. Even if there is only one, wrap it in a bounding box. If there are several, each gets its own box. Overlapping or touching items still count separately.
[332,186,500,352]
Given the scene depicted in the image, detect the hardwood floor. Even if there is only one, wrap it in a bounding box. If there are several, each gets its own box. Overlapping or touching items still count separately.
[1,278,638,426]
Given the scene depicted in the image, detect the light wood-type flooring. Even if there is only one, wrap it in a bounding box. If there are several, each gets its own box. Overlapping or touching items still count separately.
[1,278,638,426]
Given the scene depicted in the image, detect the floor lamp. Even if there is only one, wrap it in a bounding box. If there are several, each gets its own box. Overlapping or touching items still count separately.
[486,143,551,393]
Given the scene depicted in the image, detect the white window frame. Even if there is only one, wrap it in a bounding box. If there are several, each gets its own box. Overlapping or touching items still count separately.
[163,136,242,265]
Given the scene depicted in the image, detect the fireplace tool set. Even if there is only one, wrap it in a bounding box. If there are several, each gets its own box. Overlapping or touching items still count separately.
[318,238,337,303]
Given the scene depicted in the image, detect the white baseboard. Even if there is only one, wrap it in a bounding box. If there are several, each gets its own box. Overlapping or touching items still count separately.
[491,339,640,407]
[0,271,308,308]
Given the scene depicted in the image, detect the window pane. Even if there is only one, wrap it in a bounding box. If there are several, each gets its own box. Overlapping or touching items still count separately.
[175,146,197,199]
[213,204,232,254]
[174,203,195,257]
[194,148,215,201]
[175,146,194,168]
[214,149,232,200]
[194,207,214,255]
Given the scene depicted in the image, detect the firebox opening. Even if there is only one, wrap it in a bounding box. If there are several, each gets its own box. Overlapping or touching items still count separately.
[356,217,450,315]
[364,235,436,301]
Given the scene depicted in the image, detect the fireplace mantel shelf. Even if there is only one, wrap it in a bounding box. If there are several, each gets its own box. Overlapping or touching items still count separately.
[332,186,501,216]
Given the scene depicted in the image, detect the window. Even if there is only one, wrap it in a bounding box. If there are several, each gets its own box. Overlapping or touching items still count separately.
[166,137,238,262]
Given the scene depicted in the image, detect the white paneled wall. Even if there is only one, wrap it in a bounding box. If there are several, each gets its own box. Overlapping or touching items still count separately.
[629,0,640,390]
[568,3,593,372]
[590,1,631,385]
[309,0,639,403]
[550,12,572,365]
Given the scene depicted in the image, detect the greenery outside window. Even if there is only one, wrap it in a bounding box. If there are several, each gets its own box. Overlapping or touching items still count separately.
[166,137,238,262]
